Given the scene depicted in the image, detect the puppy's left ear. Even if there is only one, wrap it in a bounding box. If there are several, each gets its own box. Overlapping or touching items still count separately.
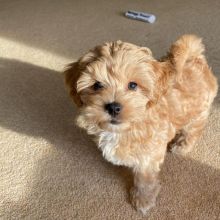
[148,61,171,107]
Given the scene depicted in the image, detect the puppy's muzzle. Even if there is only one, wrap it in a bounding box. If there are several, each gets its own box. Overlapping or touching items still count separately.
[105,102,122,117]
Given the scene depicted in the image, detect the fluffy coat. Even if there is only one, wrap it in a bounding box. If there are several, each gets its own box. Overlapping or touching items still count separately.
[64,35,218,215]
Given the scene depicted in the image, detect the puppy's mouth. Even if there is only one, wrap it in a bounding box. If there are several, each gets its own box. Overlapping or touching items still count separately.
[101,117,130,132]
[110,118,121,125]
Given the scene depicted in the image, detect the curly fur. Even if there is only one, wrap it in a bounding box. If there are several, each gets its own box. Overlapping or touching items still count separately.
[64,35,218,215]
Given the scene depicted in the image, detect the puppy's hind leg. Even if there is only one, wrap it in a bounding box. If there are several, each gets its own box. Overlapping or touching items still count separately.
[168,115,208,155]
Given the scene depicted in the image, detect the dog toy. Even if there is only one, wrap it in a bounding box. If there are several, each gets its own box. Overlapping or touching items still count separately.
[125,10,156,24]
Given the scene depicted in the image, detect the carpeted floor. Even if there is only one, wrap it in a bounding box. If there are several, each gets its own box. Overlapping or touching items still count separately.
[0,1,219,219]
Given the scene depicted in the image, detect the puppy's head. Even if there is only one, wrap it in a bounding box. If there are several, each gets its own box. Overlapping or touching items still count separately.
[65,41,168,133]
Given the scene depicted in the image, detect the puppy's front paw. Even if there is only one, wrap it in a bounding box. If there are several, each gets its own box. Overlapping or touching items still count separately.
[130,186,157,215]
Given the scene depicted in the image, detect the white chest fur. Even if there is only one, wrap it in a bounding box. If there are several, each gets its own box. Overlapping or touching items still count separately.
[98,131,122,165]
[97,130,150,169]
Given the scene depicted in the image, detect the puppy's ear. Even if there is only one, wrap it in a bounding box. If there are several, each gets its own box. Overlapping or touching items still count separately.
[64,62,83,107]
[148,61,172,107]
[64,49,98,107]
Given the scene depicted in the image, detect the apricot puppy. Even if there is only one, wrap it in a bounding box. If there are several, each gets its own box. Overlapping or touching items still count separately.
[64,35,218,215]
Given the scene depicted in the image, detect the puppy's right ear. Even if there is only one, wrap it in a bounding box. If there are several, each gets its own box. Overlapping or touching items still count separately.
[64,49,98,107]
[64,62,83,107]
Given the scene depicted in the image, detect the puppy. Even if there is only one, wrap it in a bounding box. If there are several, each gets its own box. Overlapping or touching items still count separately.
[64,35,218,215]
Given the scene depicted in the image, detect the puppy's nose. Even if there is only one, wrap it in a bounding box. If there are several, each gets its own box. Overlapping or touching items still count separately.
[105,102,122,116]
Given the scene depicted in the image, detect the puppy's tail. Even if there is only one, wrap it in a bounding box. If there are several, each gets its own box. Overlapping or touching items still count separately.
[170,34,205,73]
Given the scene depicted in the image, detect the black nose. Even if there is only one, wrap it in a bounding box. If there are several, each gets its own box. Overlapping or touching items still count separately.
[105,102,122,116]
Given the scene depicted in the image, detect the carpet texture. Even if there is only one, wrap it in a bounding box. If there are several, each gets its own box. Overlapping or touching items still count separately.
[0,0,219,219]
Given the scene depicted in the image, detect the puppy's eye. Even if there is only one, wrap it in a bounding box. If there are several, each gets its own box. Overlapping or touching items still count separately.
[93,81,104,91]
[128,82,137,90]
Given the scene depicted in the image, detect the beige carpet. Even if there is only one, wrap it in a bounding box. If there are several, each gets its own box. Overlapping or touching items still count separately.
[0,0,220,219]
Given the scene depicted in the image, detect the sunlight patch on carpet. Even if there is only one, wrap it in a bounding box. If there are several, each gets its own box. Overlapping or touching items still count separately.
[0,37,73,72]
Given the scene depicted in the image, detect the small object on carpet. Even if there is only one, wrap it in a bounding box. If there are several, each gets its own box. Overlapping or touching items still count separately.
[125,10,156,23]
